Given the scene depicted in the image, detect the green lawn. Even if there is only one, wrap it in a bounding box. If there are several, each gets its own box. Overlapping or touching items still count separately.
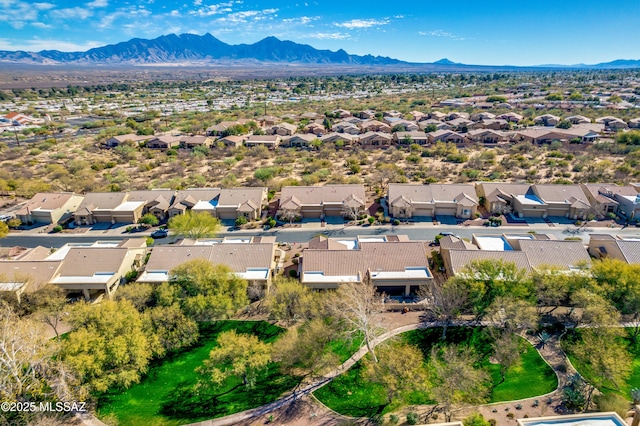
[314,327,557,417]
[564,328,640,399]
[97,321,298,426]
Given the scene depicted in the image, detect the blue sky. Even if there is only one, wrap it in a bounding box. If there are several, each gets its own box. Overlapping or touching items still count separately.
[1,0,639,66]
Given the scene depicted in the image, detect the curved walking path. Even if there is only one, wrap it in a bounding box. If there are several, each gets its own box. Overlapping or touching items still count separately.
[189,317,578,426]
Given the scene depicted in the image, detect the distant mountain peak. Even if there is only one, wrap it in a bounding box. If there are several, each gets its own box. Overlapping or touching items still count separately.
[433,58,457,65]
[0,33,403,66]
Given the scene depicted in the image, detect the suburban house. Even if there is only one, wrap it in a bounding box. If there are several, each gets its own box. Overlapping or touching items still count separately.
[440,233,591,277]
[299,235,432,295]
[0,258,62,303]
[530,184,591,219]
[388,184,479,219]
[428,129,467,144]
[244,134,282,149]
[127,190,176,221]
[167,188,222,218]
[476,183,538,215]
[466,129,505,144]
[332,121,360,134]
[285,133,318,148]
[360,120,391,133]
[534,114,561,126]
[215,135,244,148]
[279,184,366,220]
[216,187,268,221]
[267,122,297,136]
[580,184,640,219]
[0,239,147,301]
[180,135,214,149]
[105,133,154,148]
[497,112,523,123]
[303,122,325,135]
[587,234,640,264]
[137,239,277,289]
[74,192,143,225]
[16,192,84,225]
[393,131,430,145]
[146,135,182,149]
[48,241,146,300]
[321,132,359,147]
[359,131,393,149]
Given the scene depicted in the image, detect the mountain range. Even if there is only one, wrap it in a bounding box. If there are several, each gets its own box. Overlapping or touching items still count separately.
[0,33,639,69]
[0,33,402,66]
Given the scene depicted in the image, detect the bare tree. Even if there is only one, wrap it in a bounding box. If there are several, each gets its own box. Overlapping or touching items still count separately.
[277,207,299,224]
[327,274,386,363]
[341,201,363,221]
[418,278,470,340]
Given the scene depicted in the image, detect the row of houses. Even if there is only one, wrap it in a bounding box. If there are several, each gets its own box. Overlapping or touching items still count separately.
[16,187,268,226]
[275,182,640,223]
[105,124,606,152]
[14,182,640,228]
[2,232,638,302]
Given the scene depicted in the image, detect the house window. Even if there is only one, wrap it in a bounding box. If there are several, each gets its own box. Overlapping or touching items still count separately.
[462,209,470,215]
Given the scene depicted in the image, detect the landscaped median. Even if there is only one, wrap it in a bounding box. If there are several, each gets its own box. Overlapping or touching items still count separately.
[314,327,557,418]
[96,321,297,426]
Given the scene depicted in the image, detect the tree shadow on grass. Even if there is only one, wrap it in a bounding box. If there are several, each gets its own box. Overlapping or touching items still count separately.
[159,363,300,422]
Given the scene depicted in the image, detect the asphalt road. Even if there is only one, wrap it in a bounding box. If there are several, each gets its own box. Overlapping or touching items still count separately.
[3,224,639,248]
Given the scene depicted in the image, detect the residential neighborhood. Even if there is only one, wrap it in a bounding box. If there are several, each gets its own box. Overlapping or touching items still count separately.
[2,70,640,426]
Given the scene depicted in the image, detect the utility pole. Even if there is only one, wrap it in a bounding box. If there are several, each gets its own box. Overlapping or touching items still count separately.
[12,127,20,147]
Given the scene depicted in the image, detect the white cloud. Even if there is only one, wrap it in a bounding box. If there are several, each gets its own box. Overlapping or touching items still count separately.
[86,0,108,8]
[190,1,234,17]
[217,8,278,23]
[50,7,93,20]
[33,2,55,10]
[31,21,53,28]
[335,18,389,29]
[420,29,465,40]
[282,15,317,25]
[169,9,180,17]
[307,32,350,40]
[0,38,102,52]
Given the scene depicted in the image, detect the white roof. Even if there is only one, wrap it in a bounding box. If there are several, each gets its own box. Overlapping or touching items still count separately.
[51,273,114,284]
[113,201,145,211]
[475,236,513,251]
[237,268,269,280]
[136,271,170,283]
[336,240,358,250]
[302,272,359,283]
[515,194,545,205]
[371,268,431,279]
[192,200,216,211]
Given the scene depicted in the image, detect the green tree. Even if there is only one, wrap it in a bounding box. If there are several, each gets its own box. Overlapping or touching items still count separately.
[170,259,248,320]
[264,277,317,323]
[429,345,491,422]
[61,299,152,392]
[463,412,491,426]
[363,341,428,404]
[272,319,338,378]
[460,259,531,315]
[168,211,220,239]
[143,304,199,357]
[572,329,632,407]
[197,330,271,389]
[0,221,8,238]
[138,212,159,226]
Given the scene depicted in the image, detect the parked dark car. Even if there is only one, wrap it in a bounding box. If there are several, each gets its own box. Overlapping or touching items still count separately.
[150,229,169,239]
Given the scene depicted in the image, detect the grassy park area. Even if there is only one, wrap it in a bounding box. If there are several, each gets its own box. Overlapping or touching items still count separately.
[97,321,297,426]
[314,327,557,417]
[565,328,640,399]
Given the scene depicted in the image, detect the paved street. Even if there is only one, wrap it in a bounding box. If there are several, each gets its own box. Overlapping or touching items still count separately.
[2,221,640,248]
